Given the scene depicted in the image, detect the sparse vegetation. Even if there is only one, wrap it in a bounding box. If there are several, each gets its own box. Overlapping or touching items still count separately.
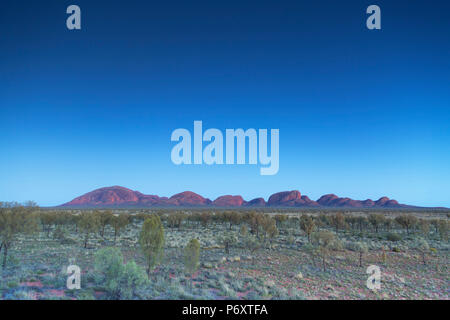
[0,204,448,300]
[139,215,165,277]
[184,238,200,275]
[94,247,148,299]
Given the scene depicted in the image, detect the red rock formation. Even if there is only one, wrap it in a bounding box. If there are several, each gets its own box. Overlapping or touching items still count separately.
[317,194,339,206]
[64,186,140,206]
[362,199,375,207]
[167,191,211,206]
[267,191,319,207]
[375,197,390,206]
[268,191,301,206]
[61,186,410,208]
[375,197,399,207]
[212,195,244,207]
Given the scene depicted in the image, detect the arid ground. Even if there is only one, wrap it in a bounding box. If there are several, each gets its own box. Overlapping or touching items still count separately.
[0,209,448,300]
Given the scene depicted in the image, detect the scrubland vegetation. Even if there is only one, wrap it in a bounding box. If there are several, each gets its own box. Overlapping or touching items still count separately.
[0,202,448,300]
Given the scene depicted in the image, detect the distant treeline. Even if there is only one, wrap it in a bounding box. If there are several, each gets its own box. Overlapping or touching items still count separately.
[45,206,450,215]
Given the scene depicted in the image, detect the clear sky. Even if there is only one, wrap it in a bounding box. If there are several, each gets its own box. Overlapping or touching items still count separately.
[1,0,449,207]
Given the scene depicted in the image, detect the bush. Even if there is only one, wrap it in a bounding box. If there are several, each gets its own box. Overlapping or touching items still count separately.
[239,225,248,237]
[139,215,165,276]
[184,238,200,274]
[219,232,238,254]
[415,238,430,265]
[286,235,295,245]
[119,260,149,299]
[352,241,369,267]
[244,235,262,253]
[94,247,148,299]
[311,231,336,271]
[53,225,65,239]
[386,233,401,242]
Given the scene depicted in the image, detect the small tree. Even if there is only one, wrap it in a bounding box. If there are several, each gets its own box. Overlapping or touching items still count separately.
[96,210,114,238]
[384,218,394,232]
[317,214,330,230]
[368,214,385,233]
[381,246,387,264]
[353,241,369,267]
[356,216,368,232]
[220,232,238,255]
[311,231,336,272]
[223,211,241,230]
[78,211,101,248]
[239,224,248,237]
[416,238,429,265]
[184,238,200,275]
[330,213,346,233]
[139,215,165,277]
[418,219,430,238]
[0,203,39,267]
[302,243,317,267]
[300,214,316,242]
[245,235,262,254]
[110,213,129,243]
[39,211,57,237]
[395,214,417,234]
[261,215,278,243]
[200,212,212,228]
[167,212,186,228]
[246,212,263,238]
[437,219,448,241]
[274,214,288,229]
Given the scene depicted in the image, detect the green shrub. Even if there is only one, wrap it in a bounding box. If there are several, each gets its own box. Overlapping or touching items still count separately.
[239,225,248,237]
[184,238,200,274]
[415,238,430,265]
[352,241,369,267]
[94,247,148,299]
[119,260,149,299]
[219,232,238,254]
[386,233,401,242]
[286,235,295,245]
[139,215,165,276]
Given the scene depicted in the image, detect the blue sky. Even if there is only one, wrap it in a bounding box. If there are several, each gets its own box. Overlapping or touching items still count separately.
[1,0,449,207]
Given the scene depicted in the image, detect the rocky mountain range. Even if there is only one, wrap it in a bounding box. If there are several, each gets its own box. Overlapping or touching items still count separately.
[60,186,417,208]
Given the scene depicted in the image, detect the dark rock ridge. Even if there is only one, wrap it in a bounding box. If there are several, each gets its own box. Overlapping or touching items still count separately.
[61,186,417,208]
